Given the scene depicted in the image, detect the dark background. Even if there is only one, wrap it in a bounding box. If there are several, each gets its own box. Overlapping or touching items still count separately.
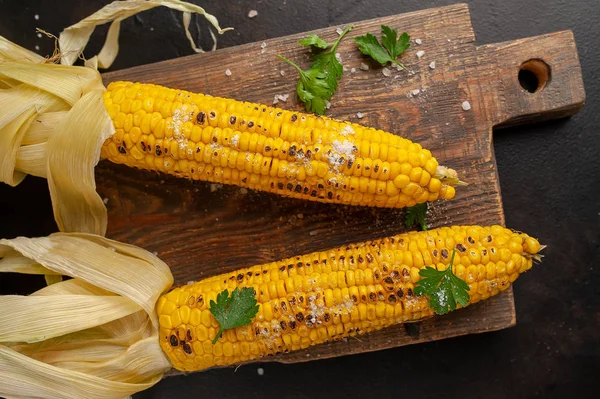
[0,0,598,398]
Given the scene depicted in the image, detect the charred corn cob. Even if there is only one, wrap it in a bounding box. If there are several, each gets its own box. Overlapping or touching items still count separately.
[101,81,462,208]
[157,225,542,371]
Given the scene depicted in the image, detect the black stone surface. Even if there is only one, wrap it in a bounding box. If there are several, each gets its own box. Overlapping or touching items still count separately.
[0,1,598,398]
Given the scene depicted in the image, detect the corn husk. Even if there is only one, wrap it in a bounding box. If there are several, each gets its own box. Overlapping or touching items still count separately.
[0,1,231,235]
[0,233,174,399]
[59,0,233,68]
[0,55,112,235]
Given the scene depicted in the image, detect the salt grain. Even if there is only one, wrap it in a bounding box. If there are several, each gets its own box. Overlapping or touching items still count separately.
[261,42,267,49]
[257,367,264,375]
[340,124,355,136]
[416,50,425,59]
[350,67,356,73]
[103,198,109,205]
[272,93,289,105]
[34,14,39,20]
[152,251,158,256]
[335,52,342,63]
[415,38,422,45]
[382,67,392,77]
[248,10,258,18]
[279,70,285,76]
[336,27,344,36]
[225,69,232,76]
[429,61,436,69]
[461,101,472,111]
[36,33,42,38]
[325,100,331,109]
[35,45,40,51]
[356,112,364,119]
[411,89,420,96]
[360,63,369,71]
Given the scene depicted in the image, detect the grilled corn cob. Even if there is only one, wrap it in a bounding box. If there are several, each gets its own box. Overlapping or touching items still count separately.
[101,81,462,208]
[157,225,542,371]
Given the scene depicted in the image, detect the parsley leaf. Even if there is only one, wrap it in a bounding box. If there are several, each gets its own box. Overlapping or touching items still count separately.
[277,25,353,115]
[209,287,259,344]
[382,26,410,59]
[299,34,331,49]
[414,249,470,315]
[277,56,331,114]
[355,25,410,70]
[405,202,428,231]
[354,33,392,65]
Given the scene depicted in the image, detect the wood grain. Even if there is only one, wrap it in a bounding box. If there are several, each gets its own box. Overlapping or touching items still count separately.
[98,3,584,372]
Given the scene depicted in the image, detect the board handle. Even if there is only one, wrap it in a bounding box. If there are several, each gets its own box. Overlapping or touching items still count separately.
[480,31,585,128]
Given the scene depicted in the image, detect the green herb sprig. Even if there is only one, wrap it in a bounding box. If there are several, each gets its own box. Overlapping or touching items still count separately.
[405,202,428,231]
[277,25,353,115]
[209,287,259,344]
[414,249,470,315]
[354,25,410,70]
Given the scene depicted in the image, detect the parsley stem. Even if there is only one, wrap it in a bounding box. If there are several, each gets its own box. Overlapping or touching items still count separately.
[212,327,224,344]
[392,60,408,71]
[448,248,457,271]
[276,54,302,72]
[330,25,354,53]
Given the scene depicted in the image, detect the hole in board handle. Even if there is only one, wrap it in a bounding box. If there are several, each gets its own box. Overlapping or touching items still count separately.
[518,59,551,93]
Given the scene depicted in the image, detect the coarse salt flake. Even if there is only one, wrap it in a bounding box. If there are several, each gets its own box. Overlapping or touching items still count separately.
[462,101,472,111]
[225,69,232,76]
[103,198,109,205]
[416,50,425,59]
[340,124,355,136]
[335,52,342,63]
[356,112,364,119]
[360,63,369,71]
[261,42,267,49]
[350,67,356,73]
[415,38,422,45]
[257,367,264,375]
[429,61,436,69]
[411,89,420,96]
[382,68,392,77]
[248,10,258,18]
[336,27,344,36]
[34,14,39,20]
[332,139,355,156]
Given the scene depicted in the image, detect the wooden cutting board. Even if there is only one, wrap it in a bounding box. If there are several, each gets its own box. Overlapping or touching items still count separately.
[99,3,584,370]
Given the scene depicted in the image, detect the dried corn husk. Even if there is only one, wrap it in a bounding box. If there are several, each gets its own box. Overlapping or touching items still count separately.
[0,233,174,399]
[59,0,233,68]
[0,0,230,235]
